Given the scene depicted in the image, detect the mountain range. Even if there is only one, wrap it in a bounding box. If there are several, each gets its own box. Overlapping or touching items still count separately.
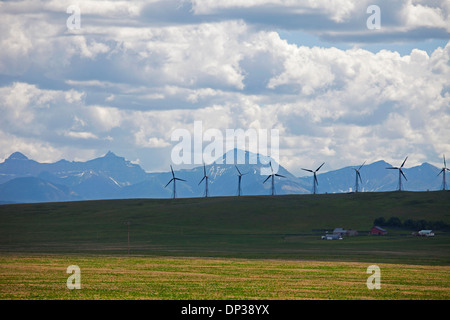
[0,150,446,203]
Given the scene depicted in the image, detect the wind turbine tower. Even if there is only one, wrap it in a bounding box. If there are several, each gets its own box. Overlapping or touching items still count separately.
[353,161,366,193]
[165,165,186,199]
[301,163,325,194]
[386,156,408,191]
[235,165,248,196]
[263,161,286,195]
[199,163,209,197]
[438,155,450,191]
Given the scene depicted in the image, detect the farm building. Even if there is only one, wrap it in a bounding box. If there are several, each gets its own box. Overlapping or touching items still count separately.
[418,230,435,237]
[333,228,346,235]
[370,226,387,235]
[333,228,358,236]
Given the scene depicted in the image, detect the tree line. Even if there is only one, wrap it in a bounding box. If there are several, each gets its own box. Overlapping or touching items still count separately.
[373,217,450,231]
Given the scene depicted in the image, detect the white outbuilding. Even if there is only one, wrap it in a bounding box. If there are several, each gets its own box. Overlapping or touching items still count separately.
[418,230,435,237]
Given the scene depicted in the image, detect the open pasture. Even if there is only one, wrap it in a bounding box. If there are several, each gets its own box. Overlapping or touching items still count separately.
[0,191,449,299]
[1,255,449,300]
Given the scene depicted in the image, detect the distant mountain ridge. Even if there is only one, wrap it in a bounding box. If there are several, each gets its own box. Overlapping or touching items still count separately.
[0,150,446,203]
[0,151,146,186]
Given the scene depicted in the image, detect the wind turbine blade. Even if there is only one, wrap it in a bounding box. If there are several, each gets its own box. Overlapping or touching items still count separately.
[165,178,174,188]
[357,171,362,183]
[235,165,242,175]
[386,167,398,170]
[401,156,408,168]
[175,178,186,182]
[263,175,271,184]
[400,169,407,181]
[316,162,325,172]
[437,169,444,176]
[275,174,286,178]
[198,176,205,185]
[170,165,175,177]
[444,155,447,168]
[314,174,319,185]
[203,163,206,176]
[270,161,273,173]
[302,168,313,173]
[358,161,366,171]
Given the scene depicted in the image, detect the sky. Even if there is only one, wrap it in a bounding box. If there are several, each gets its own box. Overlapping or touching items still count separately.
[0,0,449,176]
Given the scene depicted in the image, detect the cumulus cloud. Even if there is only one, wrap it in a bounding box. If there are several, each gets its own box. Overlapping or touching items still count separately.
[0,0,449,173]
[403,0,450,31]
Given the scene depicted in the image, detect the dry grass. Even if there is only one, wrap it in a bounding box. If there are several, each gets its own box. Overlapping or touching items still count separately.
[1,254,449,300]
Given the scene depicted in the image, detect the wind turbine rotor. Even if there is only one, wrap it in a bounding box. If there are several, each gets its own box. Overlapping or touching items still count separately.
[357,170,362,183]
[315,162,325,172]
[400,169,407,181]
[303,163,323,194]
[400,156,408,168]
[438,155,449,191]
[165,178,174,188]
[198,163,209,197]
[358,161,366,171]
[165,165,187,199]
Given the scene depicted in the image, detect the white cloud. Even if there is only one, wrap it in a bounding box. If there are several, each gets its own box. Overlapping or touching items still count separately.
[0,1,449,173]
[0,82,59,128]
[403,0,450,31]
[69,36,110,59]
[87,105,123,132]
[190,0,362,22]
[64,131,99,140]
[135,134,171,148]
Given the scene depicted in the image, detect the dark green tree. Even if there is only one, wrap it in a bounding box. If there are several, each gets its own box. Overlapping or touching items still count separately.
[373,217,386,226]
[387,217,402,227]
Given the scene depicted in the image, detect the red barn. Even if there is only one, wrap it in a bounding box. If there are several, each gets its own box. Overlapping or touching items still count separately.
[370,226,387,235]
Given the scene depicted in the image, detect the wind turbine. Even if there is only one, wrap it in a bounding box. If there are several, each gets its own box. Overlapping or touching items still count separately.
[198,163,209,197]
[263,161,286,196]
[235,165,248,196]
[302,163,325,194]
[438,155,450,191]
[165,165,186,199]
[386,156,408,191]
[353,161,366,193]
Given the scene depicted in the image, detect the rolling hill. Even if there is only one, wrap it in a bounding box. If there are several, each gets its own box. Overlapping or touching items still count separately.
[0,191,449,264]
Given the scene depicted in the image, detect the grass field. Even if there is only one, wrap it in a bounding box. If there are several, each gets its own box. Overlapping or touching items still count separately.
[0,191,449,299]
[1,254,449,300]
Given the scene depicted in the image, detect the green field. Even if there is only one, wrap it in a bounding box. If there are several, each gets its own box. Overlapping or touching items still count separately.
[0,191,449,299]
[1,255,449,300]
